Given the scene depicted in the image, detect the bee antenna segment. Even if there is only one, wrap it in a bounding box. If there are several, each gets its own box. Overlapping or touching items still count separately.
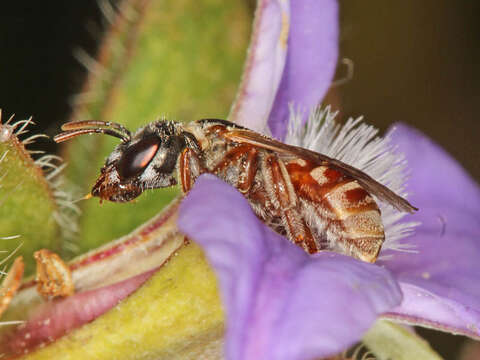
[53,128,130,143]
[60,120,131,141]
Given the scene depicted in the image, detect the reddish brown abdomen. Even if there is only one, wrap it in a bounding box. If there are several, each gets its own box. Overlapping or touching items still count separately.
[286,160,384,262]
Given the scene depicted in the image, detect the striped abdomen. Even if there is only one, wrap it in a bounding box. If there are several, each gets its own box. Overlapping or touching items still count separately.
[286,159,384,262]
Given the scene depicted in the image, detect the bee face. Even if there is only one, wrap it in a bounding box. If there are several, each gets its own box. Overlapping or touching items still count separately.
[91,122,185,202]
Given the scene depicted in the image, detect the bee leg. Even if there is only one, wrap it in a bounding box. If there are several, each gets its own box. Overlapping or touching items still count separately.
[282,209,319,254]
[179,148,203,193]
[297,220,319,254]
[213,144,259,193]
[262,154,319,254]
[213,144,251,172]
[238,147,258,193]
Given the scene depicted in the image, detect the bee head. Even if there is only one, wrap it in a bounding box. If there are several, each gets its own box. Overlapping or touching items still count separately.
[54,120,186,202]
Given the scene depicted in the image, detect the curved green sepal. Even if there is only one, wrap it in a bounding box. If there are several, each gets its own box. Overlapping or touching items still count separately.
[63,0,251,252]
[363,319,444,360]
[0,121,59,274]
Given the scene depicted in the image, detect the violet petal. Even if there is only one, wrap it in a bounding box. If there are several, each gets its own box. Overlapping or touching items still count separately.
[268,0,339,139]
[380,124,480,338]
[178,175,402,360]
[229,0,289,132]
[389,124,480,215]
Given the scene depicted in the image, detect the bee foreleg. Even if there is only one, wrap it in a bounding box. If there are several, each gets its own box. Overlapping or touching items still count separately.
[179,148,203,193]
[238,147,258,193]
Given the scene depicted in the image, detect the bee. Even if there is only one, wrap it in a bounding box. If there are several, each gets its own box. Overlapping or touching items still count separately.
[54,119,417,263]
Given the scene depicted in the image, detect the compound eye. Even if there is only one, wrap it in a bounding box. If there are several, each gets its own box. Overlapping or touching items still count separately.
[117,136,160,180]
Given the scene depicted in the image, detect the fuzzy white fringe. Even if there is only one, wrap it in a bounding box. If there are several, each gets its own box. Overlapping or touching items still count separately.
[285,107,420,257]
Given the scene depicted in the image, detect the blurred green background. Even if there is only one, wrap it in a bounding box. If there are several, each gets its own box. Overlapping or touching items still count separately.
[1,1,479,359]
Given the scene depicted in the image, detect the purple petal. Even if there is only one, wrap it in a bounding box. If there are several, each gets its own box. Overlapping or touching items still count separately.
[268,0,339,139]
[229,0,289,132]
[178,175,402,360]
[389,124,480,215]
[380,124,480,338]
[385,282,480,340]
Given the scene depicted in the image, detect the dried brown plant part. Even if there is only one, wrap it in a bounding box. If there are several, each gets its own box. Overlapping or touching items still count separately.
[0,257,24,317]
[34,249,74,300]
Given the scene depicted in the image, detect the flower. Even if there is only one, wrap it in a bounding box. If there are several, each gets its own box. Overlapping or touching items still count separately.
[179,174,402,360]
[380,124,480,337]
[178,0,480,359]
[229,0,338,140]
[3,0,480,358]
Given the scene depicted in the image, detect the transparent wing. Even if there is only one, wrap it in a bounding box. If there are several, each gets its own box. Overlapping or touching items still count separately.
[223,129,417,213]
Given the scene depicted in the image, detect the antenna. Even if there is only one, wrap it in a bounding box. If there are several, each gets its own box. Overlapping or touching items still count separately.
[53,120,131,143]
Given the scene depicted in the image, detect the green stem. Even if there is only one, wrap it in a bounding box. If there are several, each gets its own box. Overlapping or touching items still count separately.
[363,319,444,360]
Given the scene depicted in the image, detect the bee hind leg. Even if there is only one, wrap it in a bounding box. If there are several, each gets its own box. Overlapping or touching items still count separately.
[283,210,319,254]
[261,154,319,254]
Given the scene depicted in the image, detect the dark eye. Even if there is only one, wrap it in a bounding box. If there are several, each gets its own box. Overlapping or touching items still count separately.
[117,136,160,180]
